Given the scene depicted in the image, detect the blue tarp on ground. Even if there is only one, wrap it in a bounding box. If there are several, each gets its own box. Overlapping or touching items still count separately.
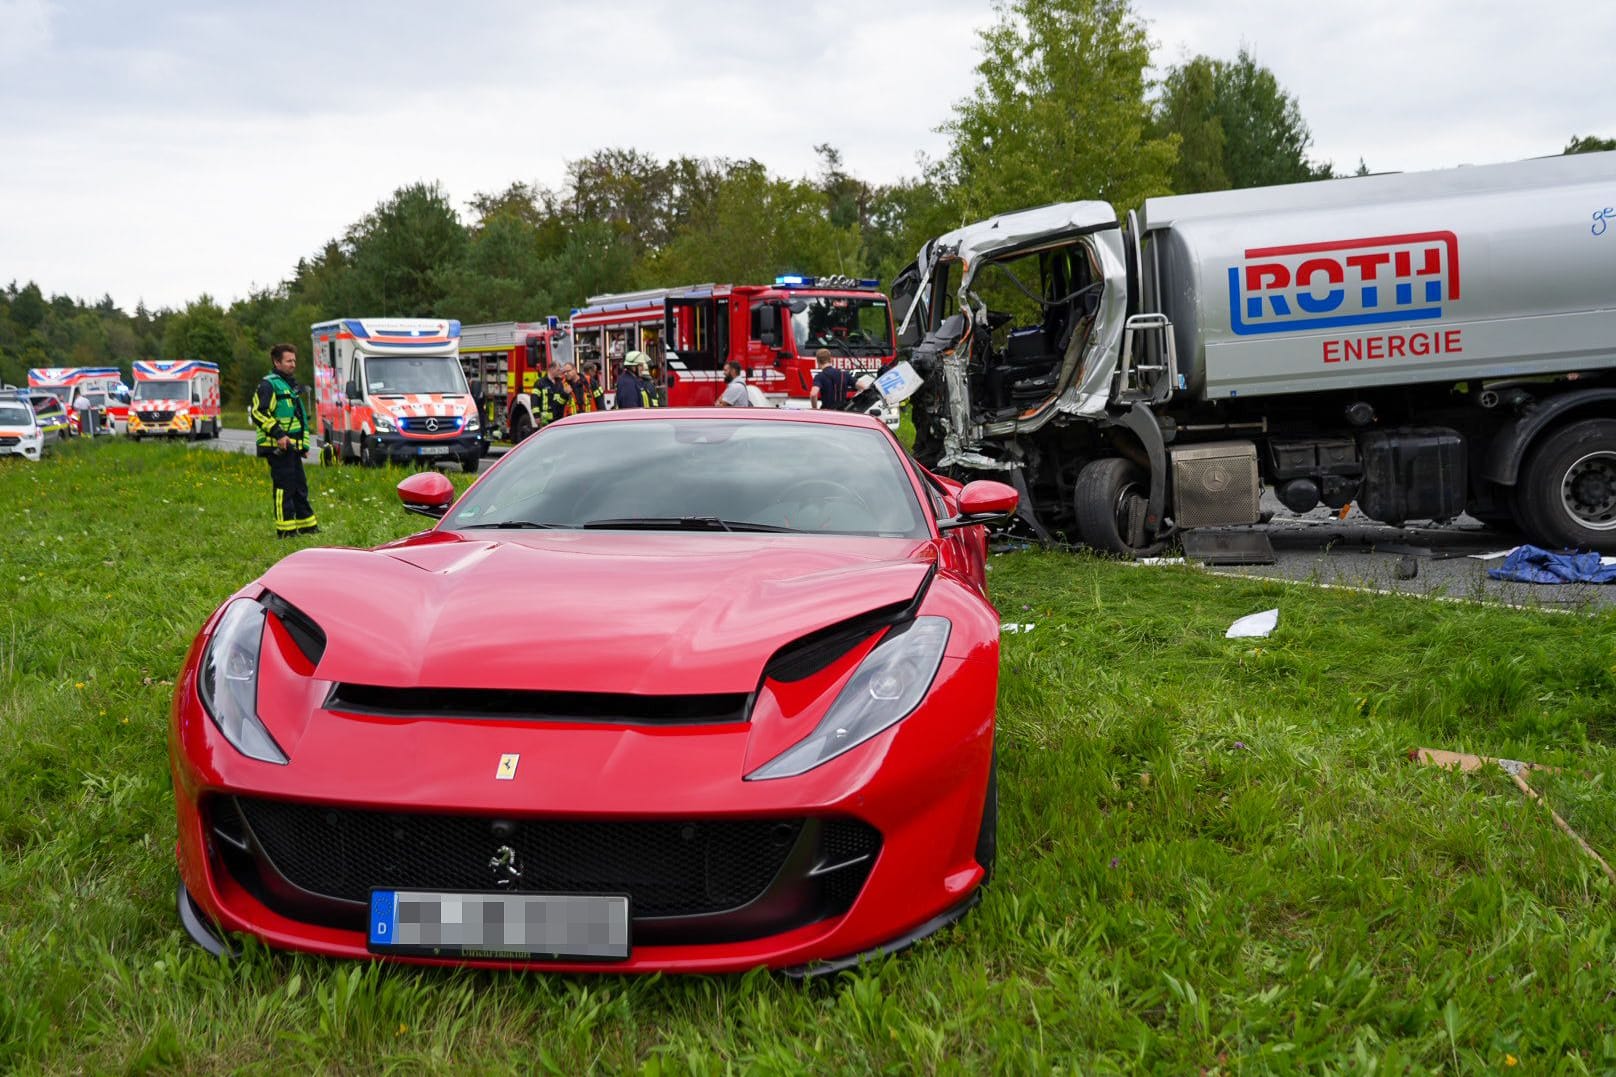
[1487,545,1616,585]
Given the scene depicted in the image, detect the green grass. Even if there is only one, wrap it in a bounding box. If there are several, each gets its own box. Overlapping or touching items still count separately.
[3,440,1616,1072]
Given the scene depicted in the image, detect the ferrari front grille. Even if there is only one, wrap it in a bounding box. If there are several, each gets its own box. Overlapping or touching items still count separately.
[227,796,881,933]
[325,684,750,725]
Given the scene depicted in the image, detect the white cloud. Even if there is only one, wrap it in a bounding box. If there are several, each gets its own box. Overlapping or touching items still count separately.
[0,0,52,62]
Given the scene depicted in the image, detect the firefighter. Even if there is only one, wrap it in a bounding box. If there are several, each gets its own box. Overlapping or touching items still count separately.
[810,349,852,411]
[249,343,318,538]
[580,361,605,412]
[614,352,653,408]
[533,365,569,429]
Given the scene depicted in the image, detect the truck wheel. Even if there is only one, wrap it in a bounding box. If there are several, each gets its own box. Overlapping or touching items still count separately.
[360,435,379,468]
[211,420,221,439]
[510,411,533,444]
[1074,457,1166,557]
[1517,418,1616,552]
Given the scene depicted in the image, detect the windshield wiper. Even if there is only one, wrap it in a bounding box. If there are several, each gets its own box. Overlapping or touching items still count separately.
[581,516,798,533]
[458,521,564,530]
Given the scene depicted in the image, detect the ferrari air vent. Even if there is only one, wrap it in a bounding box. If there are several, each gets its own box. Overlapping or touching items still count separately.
[325,685,750,725]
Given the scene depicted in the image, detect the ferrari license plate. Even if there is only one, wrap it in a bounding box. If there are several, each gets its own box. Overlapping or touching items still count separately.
[368,891,630,961]
[418,445,450,457]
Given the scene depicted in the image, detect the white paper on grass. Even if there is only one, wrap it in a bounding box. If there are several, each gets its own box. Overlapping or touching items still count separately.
[1225,609,1278,639]
[1000,623,1036,634]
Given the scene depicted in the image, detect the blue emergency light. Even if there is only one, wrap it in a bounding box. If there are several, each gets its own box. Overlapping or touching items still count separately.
[774,275,883,290]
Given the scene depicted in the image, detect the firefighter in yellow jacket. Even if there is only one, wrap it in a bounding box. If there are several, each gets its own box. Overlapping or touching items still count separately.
[249,344,319,538]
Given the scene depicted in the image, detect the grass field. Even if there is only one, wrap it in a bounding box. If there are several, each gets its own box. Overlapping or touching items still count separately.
[3,439,1616,1073]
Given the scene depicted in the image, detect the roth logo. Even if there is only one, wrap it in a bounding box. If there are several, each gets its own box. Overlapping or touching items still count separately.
[1228,232,1460,336]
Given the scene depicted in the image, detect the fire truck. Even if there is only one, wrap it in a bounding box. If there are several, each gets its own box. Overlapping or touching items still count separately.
[459,320,575,442]
[310,318,485,470]
[570,276,898,410]
[128,360,222,439]
[28,367,126,434]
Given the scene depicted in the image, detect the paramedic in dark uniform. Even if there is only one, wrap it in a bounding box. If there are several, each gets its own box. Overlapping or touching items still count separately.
[250,343,318,538]
[614,352,653,408]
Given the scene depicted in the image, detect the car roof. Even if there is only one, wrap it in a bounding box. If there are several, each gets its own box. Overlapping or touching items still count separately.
[547,407,889,432]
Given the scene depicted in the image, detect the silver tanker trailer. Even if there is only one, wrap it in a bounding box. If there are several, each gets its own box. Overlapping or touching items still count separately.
[891,151,1616,554]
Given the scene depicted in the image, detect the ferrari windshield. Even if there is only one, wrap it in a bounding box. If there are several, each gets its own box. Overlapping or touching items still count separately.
[134,380,186,399]
[443,418,929,537]
[364,356,469,396]
[789,296,893,354]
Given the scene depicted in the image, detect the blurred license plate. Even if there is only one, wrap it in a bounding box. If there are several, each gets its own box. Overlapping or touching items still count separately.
[418,445,450,456]
[368,891,630,961]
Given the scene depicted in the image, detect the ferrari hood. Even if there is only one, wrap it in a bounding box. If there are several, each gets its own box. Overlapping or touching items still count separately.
[257,532,937,694]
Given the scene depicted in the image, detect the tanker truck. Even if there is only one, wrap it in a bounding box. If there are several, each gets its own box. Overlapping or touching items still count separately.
[889,151,1616,555]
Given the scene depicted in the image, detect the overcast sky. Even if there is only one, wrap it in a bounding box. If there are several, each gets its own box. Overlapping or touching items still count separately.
[2,0,1612,312]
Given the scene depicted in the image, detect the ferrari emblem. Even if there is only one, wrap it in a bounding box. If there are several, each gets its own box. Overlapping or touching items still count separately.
[496,753,519,781]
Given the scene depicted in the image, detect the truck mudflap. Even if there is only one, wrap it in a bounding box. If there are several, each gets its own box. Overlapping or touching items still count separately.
[1101,405,1170,536]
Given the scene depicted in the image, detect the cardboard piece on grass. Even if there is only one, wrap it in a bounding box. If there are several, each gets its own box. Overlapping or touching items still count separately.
[1411,746,1616,887]
[1225,608,1278,639]
[1409,747,1560,776]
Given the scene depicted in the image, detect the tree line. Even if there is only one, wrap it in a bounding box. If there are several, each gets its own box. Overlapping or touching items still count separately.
[2,0,1609,402]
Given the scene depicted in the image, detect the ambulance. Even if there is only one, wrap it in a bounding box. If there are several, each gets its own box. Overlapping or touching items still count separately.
[311,317,485,469]
[128,360,222,439]
[27,367,124,435]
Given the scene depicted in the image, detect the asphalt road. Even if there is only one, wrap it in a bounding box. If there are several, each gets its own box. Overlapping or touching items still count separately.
[200,431,1611,611]
[208,428,499,473]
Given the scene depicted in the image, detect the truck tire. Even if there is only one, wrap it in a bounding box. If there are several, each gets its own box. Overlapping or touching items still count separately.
[510,410,533,445]
[360,434,380,468]
[1074,457,1166,557]
[1517,418,1616,552]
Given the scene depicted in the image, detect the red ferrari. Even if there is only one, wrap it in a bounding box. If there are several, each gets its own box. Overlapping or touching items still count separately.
[171,408,1016,974]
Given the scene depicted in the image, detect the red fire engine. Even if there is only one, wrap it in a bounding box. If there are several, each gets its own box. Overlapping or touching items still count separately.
[458,320,578,442]
[570,275,897,408]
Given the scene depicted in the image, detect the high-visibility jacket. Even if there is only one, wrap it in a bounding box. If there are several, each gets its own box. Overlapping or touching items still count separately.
[578,379,604,413]
[535,379,569,426]
[250,372,310,454]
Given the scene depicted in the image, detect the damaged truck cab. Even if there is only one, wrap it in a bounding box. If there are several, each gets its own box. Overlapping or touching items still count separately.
[894,151,1616,555]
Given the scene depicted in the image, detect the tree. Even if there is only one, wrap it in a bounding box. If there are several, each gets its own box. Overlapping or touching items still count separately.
[11,282,45,333]
[1565,135,1616,154]
[939,0,1177,218]
[344,182,467,316]
[645,163,863,285]
[1154,48,1330,194]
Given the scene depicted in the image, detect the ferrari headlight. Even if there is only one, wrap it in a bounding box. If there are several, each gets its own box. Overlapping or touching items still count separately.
[747,617,950,781]
[374,415,396,433]
[197,599,288,764]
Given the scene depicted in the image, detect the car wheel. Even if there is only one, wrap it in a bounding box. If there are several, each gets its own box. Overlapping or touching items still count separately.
[1517,418,1616,552]
[1074,457,1167,557]
[975,748,998,885]
[510,410,533,444]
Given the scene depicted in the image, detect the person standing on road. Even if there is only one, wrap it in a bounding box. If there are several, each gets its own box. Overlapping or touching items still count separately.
[717,361,752,407]
[810,349,851,411]
[249,343,318,539]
